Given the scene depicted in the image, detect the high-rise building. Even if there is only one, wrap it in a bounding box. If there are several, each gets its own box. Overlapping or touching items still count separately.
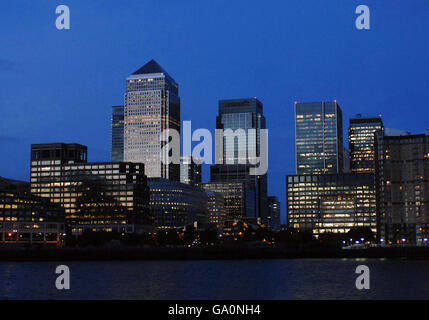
[124,59,180,181]
[349,115,383,173]
[287,173,376,236]
[217,98,266,164]
[147,178,208,230]
[205,191,226,229]
[343,148,350,173]
[111,105,124,162]
[384,128,410,137]
[0,177,66,246]
[267,196,281,231]
[180,155,202,186]
[212,98,267,220]
[295,101,343,175]
[30,143,151,234]
[375,131,429,244]
[201,181,255,220]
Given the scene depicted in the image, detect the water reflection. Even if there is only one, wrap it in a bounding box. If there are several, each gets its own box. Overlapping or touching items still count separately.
[0,259,428,299]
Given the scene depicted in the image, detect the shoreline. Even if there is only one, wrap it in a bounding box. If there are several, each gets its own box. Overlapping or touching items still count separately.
[2,246,429,262]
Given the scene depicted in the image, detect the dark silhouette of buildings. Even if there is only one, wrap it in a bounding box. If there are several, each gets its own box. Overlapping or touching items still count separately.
[111,105,124,162]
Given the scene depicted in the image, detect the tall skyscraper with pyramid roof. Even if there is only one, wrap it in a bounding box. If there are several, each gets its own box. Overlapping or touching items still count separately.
[124,59,180,180]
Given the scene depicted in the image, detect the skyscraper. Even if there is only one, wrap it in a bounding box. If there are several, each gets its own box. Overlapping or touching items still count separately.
[205,191,226,229]
[201,181,255,220]
[295,101,343,175]
[349,115,383,173]
[217,98,266,164]
[111,105,124,162]
[211,98,268,220]
[124,59,180,181]
[375,131,429,244]
[267,196,281,231]
[180,155,202,186]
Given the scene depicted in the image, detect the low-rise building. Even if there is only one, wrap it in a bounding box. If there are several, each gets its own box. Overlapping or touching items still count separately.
[148,178,208,230]
[0,177,66,246]
[30,143,151,235]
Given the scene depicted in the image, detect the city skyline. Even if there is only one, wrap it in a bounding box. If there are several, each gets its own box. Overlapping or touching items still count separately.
[2,1,429,225]
[1,57,428,226]
[2,1,429,304]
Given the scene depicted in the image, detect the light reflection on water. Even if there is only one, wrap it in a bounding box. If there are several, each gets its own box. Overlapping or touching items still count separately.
[0,259,428,299]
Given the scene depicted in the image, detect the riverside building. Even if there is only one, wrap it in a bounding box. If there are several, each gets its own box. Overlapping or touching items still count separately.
[30,143,151,235]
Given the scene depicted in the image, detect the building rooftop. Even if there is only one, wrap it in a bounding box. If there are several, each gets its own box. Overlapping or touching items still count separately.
[350,114,383,123]
[0,176,29,192]
[132,59,175,81]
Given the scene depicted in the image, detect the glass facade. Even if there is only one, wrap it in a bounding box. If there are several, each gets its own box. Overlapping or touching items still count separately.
[217,98,265,164]
[287,173,376,236]
[201,181,255,220]
[375,132,429,244]
[111,105,124,162]
[213,98,267,220]
[124,59,180,180]
[180,155,202,186]
[349,115,383,173]
[147,178,208,230]
[295,102,343,175]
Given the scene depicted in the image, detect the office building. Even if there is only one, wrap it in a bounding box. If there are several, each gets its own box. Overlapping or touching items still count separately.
[206,191,226,229]
[267,196,281,231]
[123,59,180,180]
[384,128,410,137]
[30,143,151,234]
[295,101,343,175]
[217,98,266,164]
[375,131,429,244]
[287,173,376,236]
[349,115,383,173]
[111,105,124,162]
[343,148,350,173]
[180,155,202,186]
[148,178,208,230]
[0,177,65,246]
[212,98,268,220]
[201,181,255,220]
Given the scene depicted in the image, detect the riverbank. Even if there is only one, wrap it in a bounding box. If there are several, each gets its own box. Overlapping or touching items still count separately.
[2,245,429,261]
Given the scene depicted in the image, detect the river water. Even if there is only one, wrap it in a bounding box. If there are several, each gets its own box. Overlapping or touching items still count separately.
[0,258,428,299]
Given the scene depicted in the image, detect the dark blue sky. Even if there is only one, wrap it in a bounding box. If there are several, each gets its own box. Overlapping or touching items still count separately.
[1,1,428,223]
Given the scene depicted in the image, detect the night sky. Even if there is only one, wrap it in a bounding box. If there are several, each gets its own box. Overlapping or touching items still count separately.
[1,1,429,223]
